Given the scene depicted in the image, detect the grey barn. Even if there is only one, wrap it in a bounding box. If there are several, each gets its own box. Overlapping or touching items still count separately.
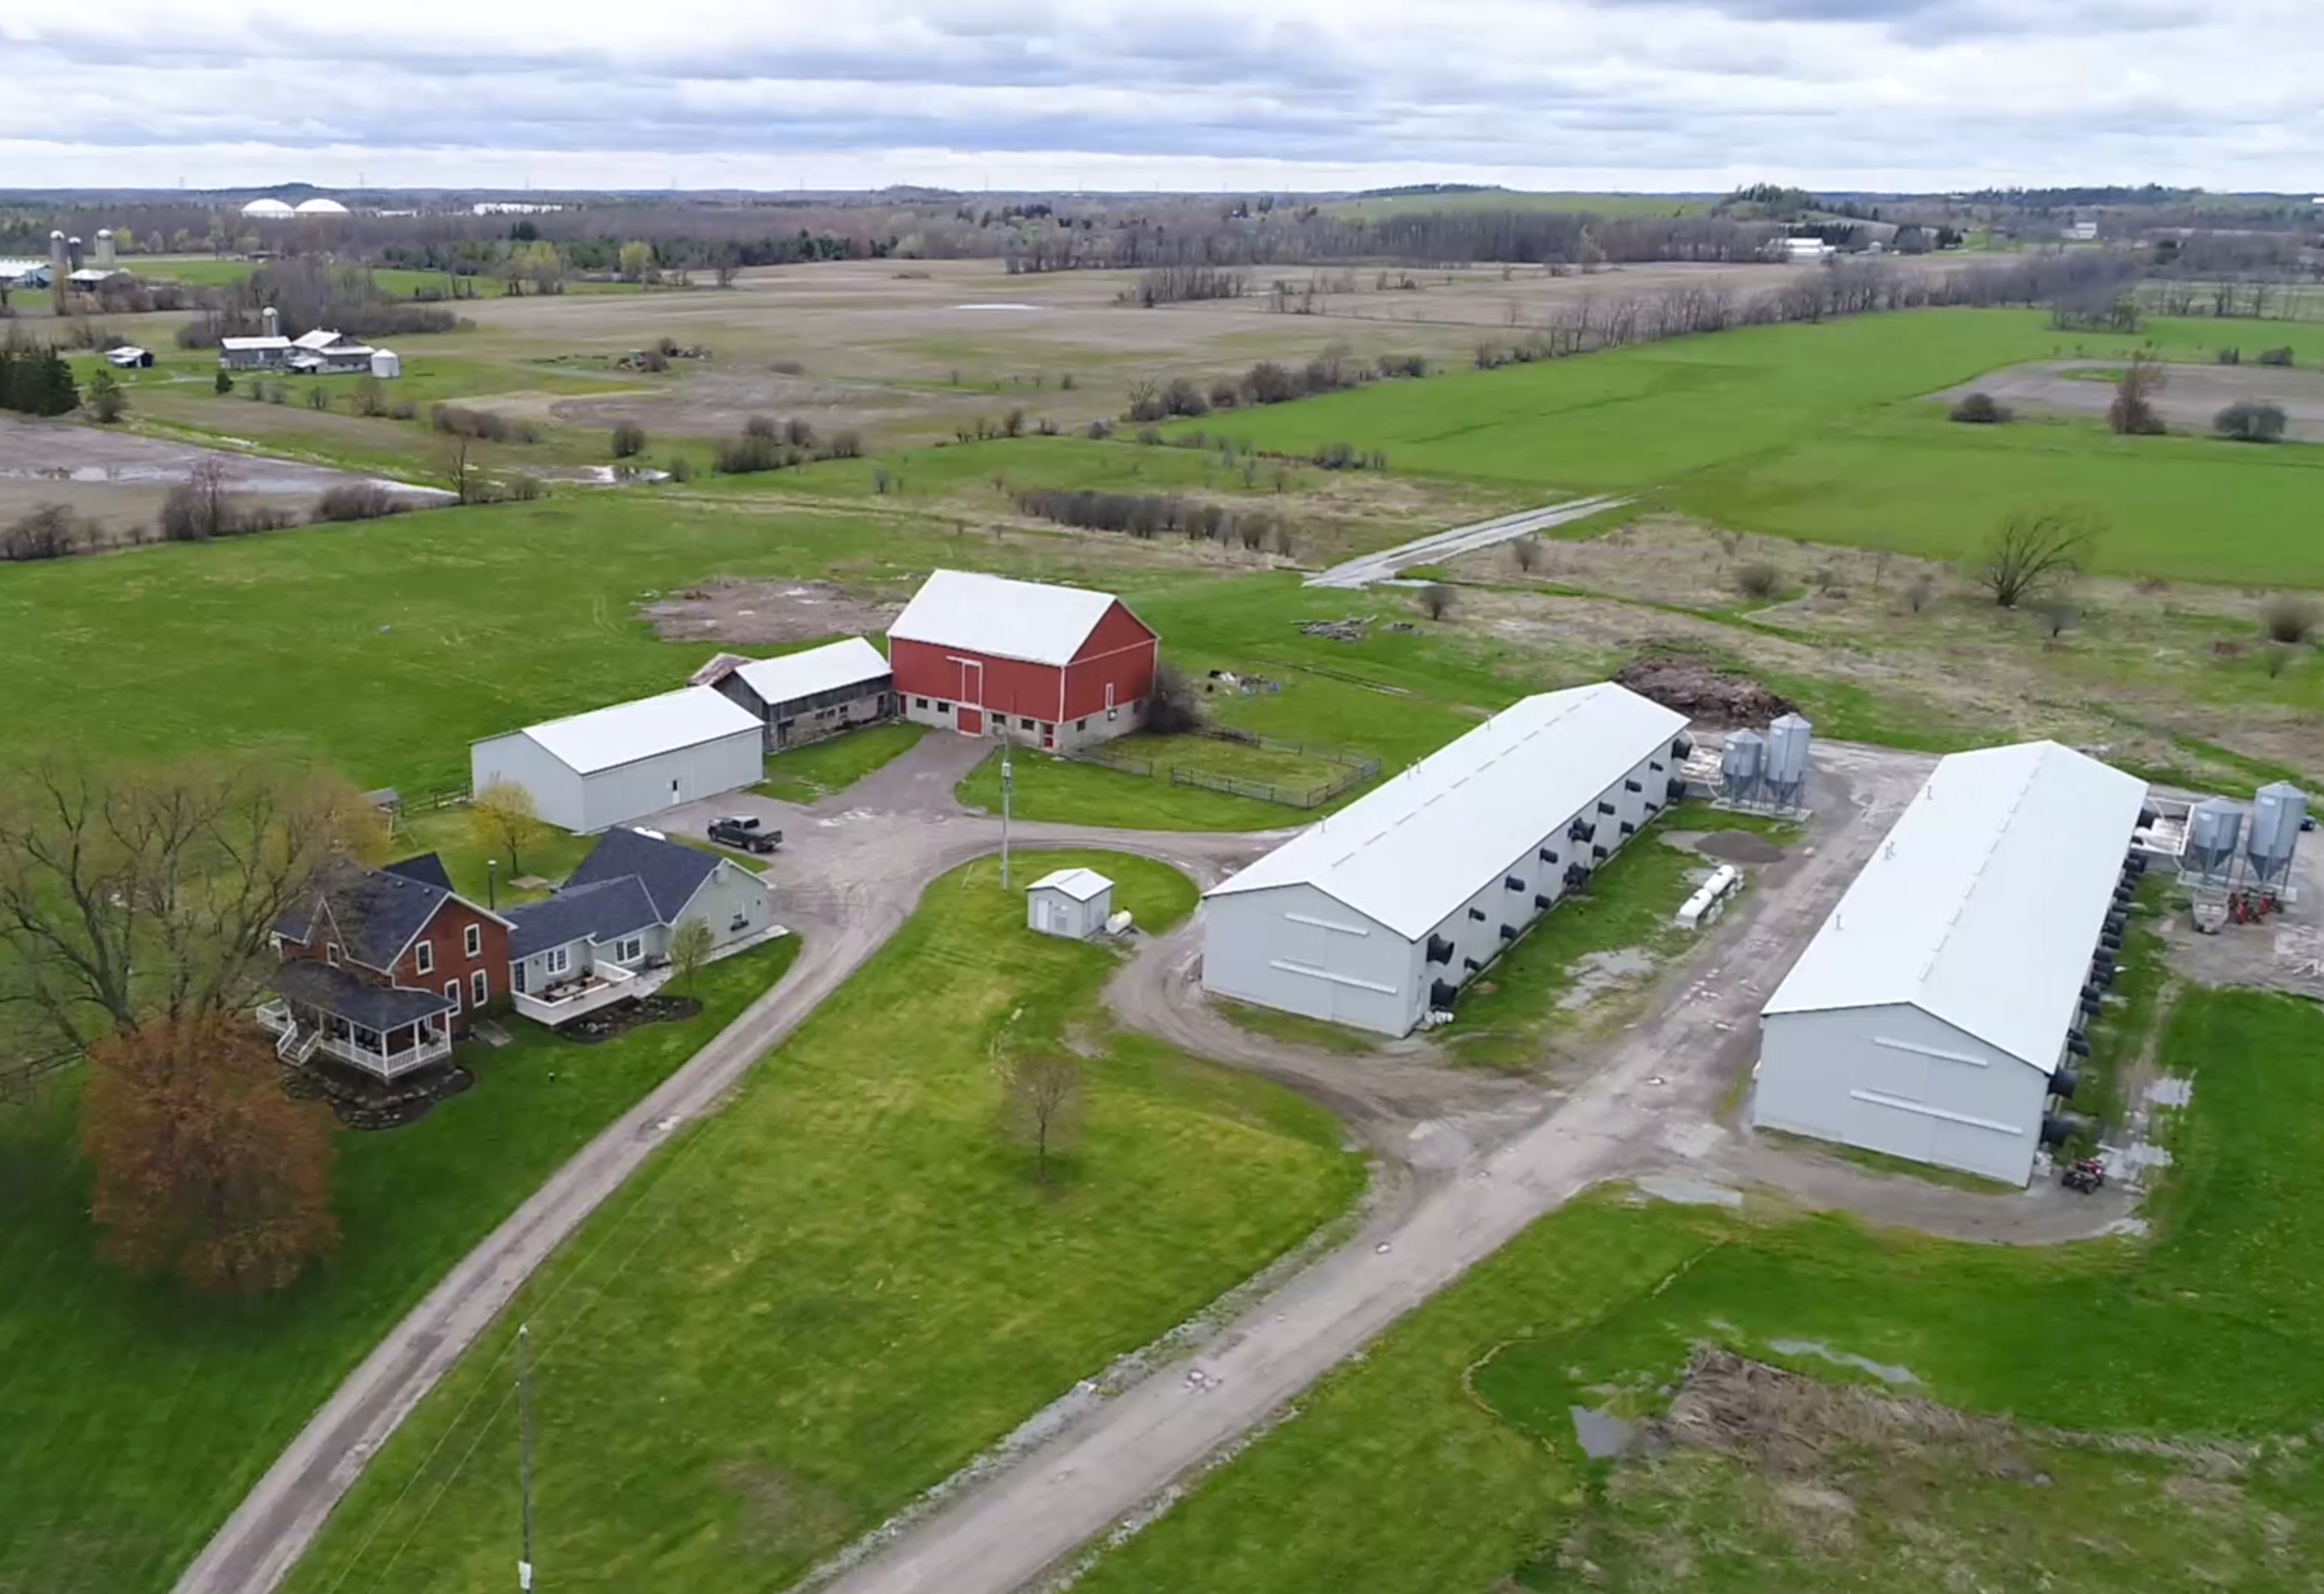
[694,637,895,752]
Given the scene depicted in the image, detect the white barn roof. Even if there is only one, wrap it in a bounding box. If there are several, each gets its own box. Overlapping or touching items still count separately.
[505,687,761,776]
[1763,741,2146,1071]
[1208,683,1687,939]
[220,336,293,352]
[888,569,1124,669]
[732,637,890,708]
[1028,867,1112,902]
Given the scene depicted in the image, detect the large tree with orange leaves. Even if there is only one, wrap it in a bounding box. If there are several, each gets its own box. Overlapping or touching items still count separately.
[82,1011,340,1294]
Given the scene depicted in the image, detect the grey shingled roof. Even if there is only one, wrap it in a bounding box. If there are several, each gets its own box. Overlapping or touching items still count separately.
[562,828,721,925]
[383,852,455,892]
[506,876,659,959]
[271,959,453,1029]
[275,861,449,971]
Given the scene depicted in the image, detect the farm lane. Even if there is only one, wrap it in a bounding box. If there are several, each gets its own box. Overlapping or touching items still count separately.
[1303,495,1628,589]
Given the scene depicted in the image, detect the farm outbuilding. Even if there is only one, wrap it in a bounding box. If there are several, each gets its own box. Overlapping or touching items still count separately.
[1201,683,1690,1037]
[887,570,1157,753]
[694,636,894,751]
[1027,868,1114,940]
[470,687,764,833]
[1751,741,2148,1187]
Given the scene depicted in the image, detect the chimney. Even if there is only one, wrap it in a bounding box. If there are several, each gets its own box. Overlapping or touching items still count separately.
[96,229,114,270]
[66,236,83,272]
[262,306,280,340]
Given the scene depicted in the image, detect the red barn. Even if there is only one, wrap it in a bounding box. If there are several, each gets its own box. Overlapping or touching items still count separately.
[888,570,1158,752]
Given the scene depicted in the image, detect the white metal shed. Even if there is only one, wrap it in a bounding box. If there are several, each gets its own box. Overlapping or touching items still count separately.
[370,349,401,379]
[1200,682,1689,1035]
[1027,868,1114,940]
[470,687,764,833]
[1751,740,2147,1186]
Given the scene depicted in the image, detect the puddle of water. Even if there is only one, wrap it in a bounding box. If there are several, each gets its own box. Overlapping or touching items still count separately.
[1570,1405,1637,1460]
[2145,1077,2193,1108]
[1766,1338,1920,1386]
[1636,1173,1743,1209]
[951,302,1042,312]
[521,464,670,486]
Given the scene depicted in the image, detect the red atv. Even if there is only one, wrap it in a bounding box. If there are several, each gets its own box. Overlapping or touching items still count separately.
[2061,1157,2107,1194]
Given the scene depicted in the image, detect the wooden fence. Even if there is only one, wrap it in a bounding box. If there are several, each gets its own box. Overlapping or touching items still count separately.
[1077,731,1381,811]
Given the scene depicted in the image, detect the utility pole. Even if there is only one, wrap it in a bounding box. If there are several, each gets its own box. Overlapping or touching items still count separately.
[1001,740,1014,890]
[518,1322,535,1592]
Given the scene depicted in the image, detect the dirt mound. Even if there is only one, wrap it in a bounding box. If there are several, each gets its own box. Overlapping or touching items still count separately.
[642,578,900,645]
[1615,652,1794,728]
[1695,831,1786,865]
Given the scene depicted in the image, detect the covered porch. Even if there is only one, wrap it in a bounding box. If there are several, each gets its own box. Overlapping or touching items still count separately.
[262,962,456,1081]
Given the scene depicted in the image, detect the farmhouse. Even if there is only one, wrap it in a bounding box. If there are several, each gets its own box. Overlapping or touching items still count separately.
[1203,683,1689,1036]
[1752,741,2147,1186]
[887,569,1157,752]
[470,686,764,833]
[258,852,513,1079]
[503,826,778,1026]
[287,328,377,374]
[693,636,894,751]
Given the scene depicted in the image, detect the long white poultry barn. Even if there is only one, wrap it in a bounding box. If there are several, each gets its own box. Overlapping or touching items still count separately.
[1201,683,1691,1036]
[1752,740,2147,1186]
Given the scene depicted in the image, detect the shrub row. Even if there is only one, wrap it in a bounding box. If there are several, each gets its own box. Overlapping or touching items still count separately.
[432,404,540,445]
[1013,488,1288,551]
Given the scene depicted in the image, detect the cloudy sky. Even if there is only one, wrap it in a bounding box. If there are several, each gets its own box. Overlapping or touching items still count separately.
[4,0,2319,192]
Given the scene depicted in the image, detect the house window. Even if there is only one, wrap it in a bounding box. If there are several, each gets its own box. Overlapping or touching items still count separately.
[616,935,643,962]
[465,924,482,959]
[446,978,463,1013]
[471,970,489,1007]
[414,941,434,975]
[326,942,342,967]
[545,945,572,977]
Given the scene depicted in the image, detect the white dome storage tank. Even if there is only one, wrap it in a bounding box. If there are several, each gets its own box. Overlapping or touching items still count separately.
[241,198,295,219]
[2246,782,2307,885]
[2187,797,2244,882]
[293,197,349,216]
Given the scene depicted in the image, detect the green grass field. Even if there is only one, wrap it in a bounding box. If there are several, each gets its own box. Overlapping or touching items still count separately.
[755,722,926,803]
[279,852,1363,1594]
[1177,309,2324,586]
[1073,987,2324,1594]
[0,937,801,1594]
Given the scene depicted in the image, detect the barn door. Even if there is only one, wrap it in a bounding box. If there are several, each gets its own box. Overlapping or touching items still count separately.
[956,659,985,737]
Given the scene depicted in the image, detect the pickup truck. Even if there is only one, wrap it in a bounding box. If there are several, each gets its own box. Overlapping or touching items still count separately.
[708,815,782,854]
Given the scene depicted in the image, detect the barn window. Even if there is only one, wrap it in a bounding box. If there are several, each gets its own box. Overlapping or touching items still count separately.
[1077,719,1087,731]
[464,925,482,959]
[1430,979,1459,1009]
[1593,844,1609,859]
[1463,958,1482,972]
[1597,800,1615,816]
[1624,780,1643,793]
[1505,875,1526,892]
[1649,761,1665,773]
[915,697,929,709]
[936,700,951,714]
[415,941,434,976]
[1534,893,1554,910]
[1020,716,1036,730]
[1425,934,1454,965]
[1619,821,1636,835]
[1468,906,1486,922]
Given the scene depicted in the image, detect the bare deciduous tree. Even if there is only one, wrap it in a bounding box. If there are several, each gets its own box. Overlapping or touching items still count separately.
[1004,1053,1084,1184]
[1975,509,2100,608]
[0,759,385,1054]
[1416,583,1455,620]
[1509,536,1542,574]
[2107,352,2167,435]
[438,432,476,504]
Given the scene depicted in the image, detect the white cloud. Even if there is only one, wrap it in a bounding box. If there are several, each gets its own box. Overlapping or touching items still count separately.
[2,0,2317,189]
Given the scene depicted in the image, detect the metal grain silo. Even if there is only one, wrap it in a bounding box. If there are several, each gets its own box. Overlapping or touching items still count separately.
[1765,713,1813,808]
[2187,797,2244,882]
[2246,783,2307,886]
[1721,730,1764,805]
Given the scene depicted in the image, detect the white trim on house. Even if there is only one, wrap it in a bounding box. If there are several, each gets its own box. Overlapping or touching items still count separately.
[444,977,463,1013]
[471,969,489,1007]
[465,924,482,959]
[414,941,434,975]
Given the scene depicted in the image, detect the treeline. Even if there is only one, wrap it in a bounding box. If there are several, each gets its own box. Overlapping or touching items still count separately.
[174,260,465,347]
[1006,211,1779,273]
[1013,488,1290,552]
[714,415,864,475]
[1123,350,1426,421]
[0,341,78,416]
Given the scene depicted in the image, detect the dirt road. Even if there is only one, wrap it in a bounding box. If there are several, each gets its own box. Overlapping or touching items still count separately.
[1303,496,1628,589]
[811,744,1932,1594]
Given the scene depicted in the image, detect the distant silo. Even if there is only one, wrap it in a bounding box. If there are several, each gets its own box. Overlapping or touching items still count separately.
[1721,730,1765,805]
[95,229,114,269]
[2186,797,2244,882]
[49,232,68,315]
[1765,712,1813,808]
[2246,783,2307,886]
[66,236,83,272]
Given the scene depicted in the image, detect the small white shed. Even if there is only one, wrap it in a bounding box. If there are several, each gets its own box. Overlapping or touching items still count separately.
[1027,868,1113,940]
[370,349,402,379]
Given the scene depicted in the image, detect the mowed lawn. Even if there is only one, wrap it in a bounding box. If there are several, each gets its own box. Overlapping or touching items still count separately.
[1183,308,2324,586]
[280,852,1363,1594]
[756,722,926,804]
[1072,989,2324,1594]
[0,937,801,1594]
